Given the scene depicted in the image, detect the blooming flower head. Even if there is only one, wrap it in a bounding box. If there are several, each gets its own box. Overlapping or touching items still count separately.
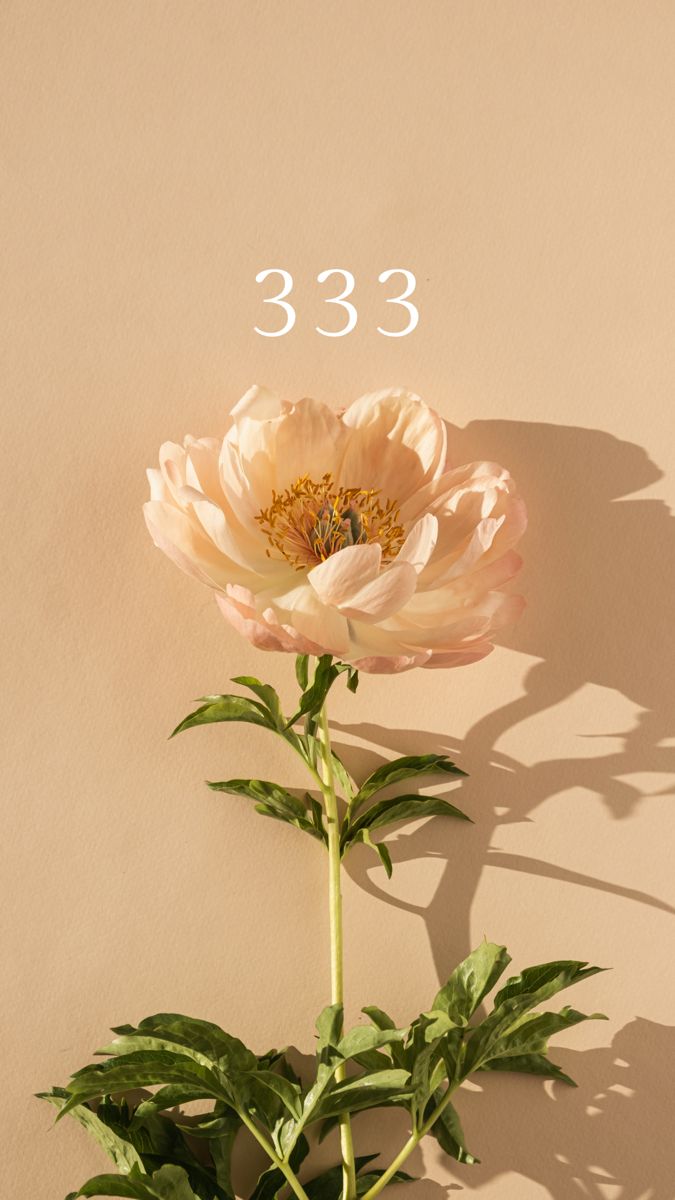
[144,387,526,672]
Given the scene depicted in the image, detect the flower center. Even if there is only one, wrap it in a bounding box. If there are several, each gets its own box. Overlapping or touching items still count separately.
[256,473,405,569]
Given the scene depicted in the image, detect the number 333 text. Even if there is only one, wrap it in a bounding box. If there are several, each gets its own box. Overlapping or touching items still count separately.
[254,269,418,338]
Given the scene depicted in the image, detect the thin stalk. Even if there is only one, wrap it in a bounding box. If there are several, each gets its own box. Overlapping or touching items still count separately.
[238,1108,311,1200]
[359,1084,459,1200]
[317,701,357,1200]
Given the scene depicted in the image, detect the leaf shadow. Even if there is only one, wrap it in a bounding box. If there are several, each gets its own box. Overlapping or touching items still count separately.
[328,418,675,1195]
[443,1016,675,1198]
[232,1018,675,1199]
[332,719,674,977]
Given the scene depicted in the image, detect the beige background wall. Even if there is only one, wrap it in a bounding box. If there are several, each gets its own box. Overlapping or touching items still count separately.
[2,2,674,1197]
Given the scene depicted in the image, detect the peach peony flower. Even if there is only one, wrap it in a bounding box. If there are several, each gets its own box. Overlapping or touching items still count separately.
[144,387,526,672]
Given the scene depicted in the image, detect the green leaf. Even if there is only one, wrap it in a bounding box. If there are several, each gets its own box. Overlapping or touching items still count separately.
[38,1089,143,1172]
[477,1006,606,1076]
[60,1052,229,1118]
[492,960,605,1008]
[304,1058,409,1128]
[480,1053,577,1086]
[463,962,606,1075]
[240,1069,303,1120]
[361,1006,397,1032]
[298,732,354,801]
[360,1006,411,1073]
[349,828,393,877]
[308,794,327,840]
[361,794,471,829]
[432,941,512,1024]
[130,1122,228,1200]
[133,1088,209,1118]
[302,1007,348,1126]
[344,794,471,849]
[301,1062,339,1129]
[329,751,356,802]
[352,754,466,813]
[52,1091,229,1200]
[286,655,339,728]
[295,655,310,690]
[230,677,285,729]
[49,1078,227,1199]
[502,1005,607,1047]
[114,1013,257,1074]
[66,1164,199,1200]
[176,1110,234,1138]
[96,1036,216,1070]
[417,1011,460,1042]
[248,1164,286,1200]
[369,835,393,878]
[207,779,307,820]
[439,1028,464,1085]
[171,695,275,738]
[333,661,359,694]
[207,778,327,843]
[349,1048,395,1072]
[337,1026,406,1060]
[313,1069,411,1120]
[427,1095,479,1165]
[315,1004,344,1060]
[410,1040,444,1123]
[253,805,326,842]
[302,1156,397,1200]
[303,1157,371,1200]
[275,1053,303,1087]
[210,1110,240,1198]
[402,1010,460,1119]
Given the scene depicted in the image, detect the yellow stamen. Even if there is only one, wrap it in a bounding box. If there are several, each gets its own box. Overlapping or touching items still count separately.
[256,472,405,569]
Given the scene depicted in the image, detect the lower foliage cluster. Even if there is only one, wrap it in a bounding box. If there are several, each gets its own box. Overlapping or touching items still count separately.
[41,941,604,1200]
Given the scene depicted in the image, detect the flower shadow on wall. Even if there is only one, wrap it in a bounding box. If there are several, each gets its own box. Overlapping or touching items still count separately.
[336,419,675,1197]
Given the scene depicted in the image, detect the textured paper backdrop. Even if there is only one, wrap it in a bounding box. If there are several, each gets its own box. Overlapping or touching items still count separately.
[2,2,674,1196]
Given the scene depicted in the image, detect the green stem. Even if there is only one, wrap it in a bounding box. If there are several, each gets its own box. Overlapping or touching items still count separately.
[359,1085,459,1200]
[317,701,357,1200]
[239,1109,311,1200]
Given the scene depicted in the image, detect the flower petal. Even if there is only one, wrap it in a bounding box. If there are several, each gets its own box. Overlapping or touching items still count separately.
[272,397,348,492]
[221,395,347,526]
[350,652,432,673]
[422,645,494,669]
[147,467,169,502]
[143,502,258,590]
[216,586,325,655]
[216,589,293,652]
[338,561,418,622]
[308,543,382,607]
[175,486,281,575]
[266,582,351,656]
[230,384,283,422]
[395,513,438,573]
[158,441,189,507]
[393,551,523,627]
[338,390,447,502]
